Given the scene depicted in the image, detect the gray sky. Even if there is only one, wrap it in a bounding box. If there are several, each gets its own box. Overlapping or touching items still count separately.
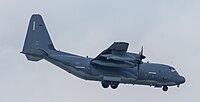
[0,0,199,102]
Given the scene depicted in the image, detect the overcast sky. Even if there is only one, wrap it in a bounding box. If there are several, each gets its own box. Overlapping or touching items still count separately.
[0,0,199,102]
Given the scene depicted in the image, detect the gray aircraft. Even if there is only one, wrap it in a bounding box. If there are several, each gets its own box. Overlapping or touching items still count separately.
[21,14,185,92]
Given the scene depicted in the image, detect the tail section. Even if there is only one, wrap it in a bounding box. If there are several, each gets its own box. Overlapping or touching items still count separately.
[22,14,56,61]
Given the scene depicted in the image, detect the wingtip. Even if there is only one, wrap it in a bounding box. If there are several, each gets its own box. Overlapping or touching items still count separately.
[31,14,42,17]
[114,42,129,44]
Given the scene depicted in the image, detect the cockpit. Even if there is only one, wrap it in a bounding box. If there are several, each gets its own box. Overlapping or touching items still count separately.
[169,67,176,72]
[168,67,179,76]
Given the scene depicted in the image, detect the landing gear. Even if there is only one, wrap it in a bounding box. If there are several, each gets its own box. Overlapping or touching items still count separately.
[110,82,119,89]
[101,81,109,88]
[101,81,119,89]
[162,86,168,92]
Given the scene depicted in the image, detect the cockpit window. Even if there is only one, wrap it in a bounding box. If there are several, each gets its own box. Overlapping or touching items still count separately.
[169,67,176,72]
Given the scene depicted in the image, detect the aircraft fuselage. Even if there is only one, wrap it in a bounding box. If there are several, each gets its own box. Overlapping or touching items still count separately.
[22,14,185,92]
[44,50,185,90]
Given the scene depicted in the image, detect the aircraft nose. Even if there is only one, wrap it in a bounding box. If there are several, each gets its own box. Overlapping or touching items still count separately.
[178,76,185,84]
[174,75,185,85]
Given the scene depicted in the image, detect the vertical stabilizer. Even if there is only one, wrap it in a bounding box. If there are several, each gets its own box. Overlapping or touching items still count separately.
[22,14,56,61]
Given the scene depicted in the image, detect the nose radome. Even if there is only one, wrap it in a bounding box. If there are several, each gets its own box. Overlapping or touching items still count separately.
[179,76,185,84]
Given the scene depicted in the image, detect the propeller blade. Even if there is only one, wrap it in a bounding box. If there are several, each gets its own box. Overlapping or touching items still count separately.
[140,46,143,56]
[139,46,146,59]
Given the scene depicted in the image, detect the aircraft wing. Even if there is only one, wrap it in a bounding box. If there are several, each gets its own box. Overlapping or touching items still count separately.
[91,42,136,68]
[108,42,129,52]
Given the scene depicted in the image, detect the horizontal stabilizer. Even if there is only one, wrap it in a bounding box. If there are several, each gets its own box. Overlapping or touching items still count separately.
[21,49,47,61]
[25,55,43,61]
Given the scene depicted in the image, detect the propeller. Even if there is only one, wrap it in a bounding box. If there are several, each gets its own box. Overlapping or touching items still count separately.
[136,46,146,78]
[138,46,146,64]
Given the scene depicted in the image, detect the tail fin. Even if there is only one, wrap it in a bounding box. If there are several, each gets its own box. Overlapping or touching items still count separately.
[21,14,56,61]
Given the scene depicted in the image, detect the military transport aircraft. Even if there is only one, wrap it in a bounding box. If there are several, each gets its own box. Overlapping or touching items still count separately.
[21,14,185,92]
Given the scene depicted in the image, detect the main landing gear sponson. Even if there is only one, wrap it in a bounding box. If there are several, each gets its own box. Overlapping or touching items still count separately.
[101,81,119,89]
